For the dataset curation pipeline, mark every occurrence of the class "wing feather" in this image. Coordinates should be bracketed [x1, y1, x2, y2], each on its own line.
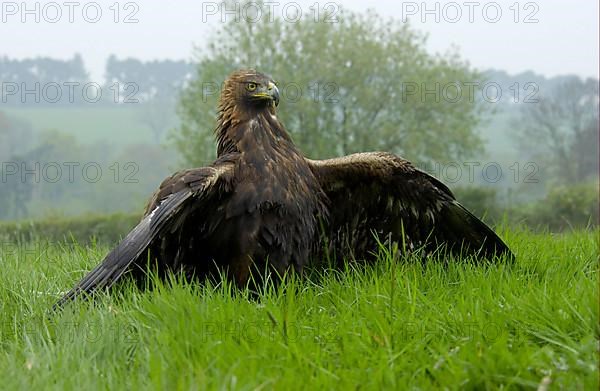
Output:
[307, 152, 512, 261]
[53, 158, 237, 310]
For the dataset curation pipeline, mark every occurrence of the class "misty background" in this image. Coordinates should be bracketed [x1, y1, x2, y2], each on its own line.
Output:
[0, 0, 598, 233]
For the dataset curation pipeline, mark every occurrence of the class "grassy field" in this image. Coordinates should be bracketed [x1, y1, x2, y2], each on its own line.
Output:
[5, 107, 169, 144]
[0, 229, 597, 389]
[5, 105, 516, 156]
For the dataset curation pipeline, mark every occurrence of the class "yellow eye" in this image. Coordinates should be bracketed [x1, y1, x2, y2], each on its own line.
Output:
[246, 82, 257, 91]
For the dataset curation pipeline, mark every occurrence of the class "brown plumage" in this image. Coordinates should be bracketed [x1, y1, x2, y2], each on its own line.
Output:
[54, 69, 512, 309]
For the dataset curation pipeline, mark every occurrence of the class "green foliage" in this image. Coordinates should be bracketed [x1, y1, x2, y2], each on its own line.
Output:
[0, 230, 597, 388]
[174, 2, 485, 165]
[0, 213, 140, 245]
[454, 183, 599, 231]
[514, 182, 599, 231]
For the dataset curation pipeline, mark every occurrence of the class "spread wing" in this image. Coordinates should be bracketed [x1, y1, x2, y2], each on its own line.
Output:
[53, 155, 238, 310]
[307, 152, 513, 262]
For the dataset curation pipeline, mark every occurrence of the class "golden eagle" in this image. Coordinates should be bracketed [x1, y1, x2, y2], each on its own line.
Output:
[54, 69, 512, 308]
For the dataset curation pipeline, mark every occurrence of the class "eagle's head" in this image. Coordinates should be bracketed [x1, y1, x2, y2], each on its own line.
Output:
[219, 69, 280, 113]
[216, 69, 291, 156]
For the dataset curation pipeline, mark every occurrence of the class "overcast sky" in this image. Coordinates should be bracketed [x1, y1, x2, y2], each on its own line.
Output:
[1, 0, 597, 81]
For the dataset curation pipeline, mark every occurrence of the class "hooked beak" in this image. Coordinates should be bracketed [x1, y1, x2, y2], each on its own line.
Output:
[267, 81, 280, 107]
[249, 81, 280, 107]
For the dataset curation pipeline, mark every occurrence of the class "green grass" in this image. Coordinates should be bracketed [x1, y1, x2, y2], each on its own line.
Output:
[0, 229, 597, 389]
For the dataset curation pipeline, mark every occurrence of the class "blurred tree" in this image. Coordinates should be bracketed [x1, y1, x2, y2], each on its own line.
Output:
[0, 111, 34, 160]
[514, 78, 599, 183]
[511, 181, 599, 230]
[0, 54, 88, 106]
[105, 56, 194, 104]
[138, 99, 178, 143]
[0, 160, 33, 219]
[174, 2, 485, 165]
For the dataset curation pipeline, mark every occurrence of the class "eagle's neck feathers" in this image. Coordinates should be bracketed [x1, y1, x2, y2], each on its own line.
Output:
[215, 99, 295, 158]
